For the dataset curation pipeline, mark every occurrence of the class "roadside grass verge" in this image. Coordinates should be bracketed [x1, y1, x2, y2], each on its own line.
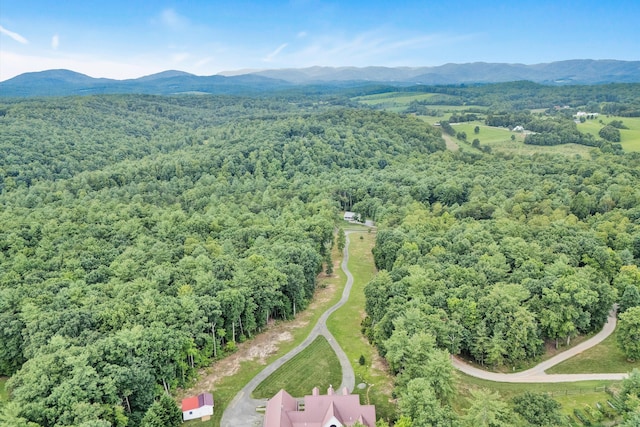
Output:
[184, 237, 348, 427]
[454, 372, 619, 418]
[546, 328, 640, 374]
[252, 336, 342, 399]
[327, 231, 398, 424]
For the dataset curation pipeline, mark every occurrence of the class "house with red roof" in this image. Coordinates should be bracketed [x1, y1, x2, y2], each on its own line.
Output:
[181, 392, 214, 421]
[264, 386, 376, 427]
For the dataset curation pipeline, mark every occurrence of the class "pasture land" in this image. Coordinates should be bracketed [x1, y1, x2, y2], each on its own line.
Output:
[442, 121, 594, 157]
[252, 336, 342, 399]
[546, 328, 640, 374]
[577, 116, 640, 152]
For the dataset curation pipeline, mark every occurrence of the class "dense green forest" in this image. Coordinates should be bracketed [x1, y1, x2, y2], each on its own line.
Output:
[1, 85, 640, 427]
[0, 94, 443, 427]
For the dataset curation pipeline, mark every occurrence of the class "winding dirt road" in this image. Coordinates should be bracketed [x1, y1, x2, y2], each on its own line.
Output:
[452, 306, 629, 383]
[221, 232, 357, 427]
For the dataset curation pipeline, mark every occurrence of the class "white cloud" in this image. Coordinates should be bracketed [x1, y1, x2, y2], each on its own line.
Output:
[171, 52, 190, 63]
[160, 8, 189, 30]
[263, 43, 288, 62]
[52, 34, 60, 50]
[0, 25, 28, 44]
[297, 31, 308, 38]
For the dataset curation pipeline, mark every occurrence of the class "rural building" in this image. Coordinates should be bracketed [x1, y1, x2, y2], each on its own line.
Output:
[512, 125, 525, 132]
[264, 386, 376, 427]
[343, 211, 357, 222]
[181, 392, 214, 421]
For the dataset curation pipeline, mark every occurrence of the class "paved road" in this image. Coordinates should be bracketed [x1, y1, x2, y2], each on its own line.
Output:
[221, 233, 357, 427]
[452, 306, 629, 383]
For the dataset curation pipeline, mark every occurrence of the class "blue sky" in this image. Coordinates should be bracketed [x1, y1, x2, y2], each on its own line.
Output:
[1, 0, 638, 81]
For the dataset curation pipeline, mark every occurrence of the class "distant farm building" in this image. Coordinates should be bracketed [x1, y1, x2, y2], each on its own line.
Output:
[181, 392, 214, 422]
[264, 386, 376, 427]
[512, 125, 525, 132]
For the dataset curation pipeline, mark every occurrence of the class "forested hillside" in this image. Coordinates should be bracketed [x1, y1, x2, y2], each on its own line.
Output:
[0, 95, 443, 427]
[2, 90, 640, 427]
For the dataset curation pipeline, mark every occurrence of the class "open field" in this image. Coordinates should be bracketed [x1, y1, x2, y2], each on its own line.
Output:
[326, 230, 398, 423]
[182, 238, 348, 427]
[441, 120, 595, 157]
[252, 336, 342, 399]
[577, 116, 640, 152]
[547, 328, 640, 374]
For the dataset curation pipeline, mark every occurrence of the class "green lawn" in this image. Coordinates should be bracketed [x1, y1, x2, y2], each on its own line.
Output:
[326, 231, 398, 424]
[546, 328, 640, 374]
[577, 116, 640, 152]
[252, 336, 342, 399]
[184, 232, 349, 427]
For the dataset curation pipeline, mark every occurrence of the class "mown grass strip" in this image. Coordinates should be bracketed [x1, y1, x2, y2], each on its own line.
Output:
[327, 231, 397, 423]
[252, 336, 342, 399]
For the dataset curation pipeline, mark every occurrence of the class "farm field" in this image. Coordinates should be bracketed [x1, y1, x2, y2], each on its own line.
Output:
[577, 116, 640, 152]
[440, 121, 595, 157]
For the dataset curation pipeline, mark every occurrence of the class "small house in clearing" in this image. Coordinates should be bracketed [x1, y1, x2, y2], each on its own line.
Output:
[181, 392, 214, 422]
[264, 386, 376, 427]
[343, 211, 357, 222]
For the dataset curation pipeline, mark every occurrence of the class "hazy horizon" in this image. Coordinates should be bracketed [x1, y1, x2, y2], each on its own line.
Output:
[1, 0, 639, 82]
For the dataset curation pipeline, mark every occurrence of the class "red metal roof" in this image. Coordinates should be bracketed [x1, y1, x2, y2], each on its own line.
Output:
[182, 396, 199, 411]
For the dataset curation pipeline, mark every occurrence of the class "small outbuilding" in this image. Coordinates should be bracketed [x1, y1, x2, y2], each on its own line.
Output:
[181, 392, 214, 422]
[343, 211, 357, 222]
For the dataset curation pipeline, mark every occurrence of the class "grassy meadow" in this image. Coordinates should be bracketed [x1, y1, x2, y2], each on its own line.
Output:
[577, 116, 640, 152]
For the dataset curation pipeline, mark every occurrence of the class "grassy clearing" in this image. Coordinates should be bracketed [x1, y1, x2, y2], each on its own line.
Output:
[0, 377, 7, 405]
[252, 336, 342, 399]
[454, 372, 619, 418]
[185, 238, 348, 427]
[443, 121, 594, 157]
[326, 231, 398, 424]
[577, 116, 640, 152]
[547, 328, 640, 374]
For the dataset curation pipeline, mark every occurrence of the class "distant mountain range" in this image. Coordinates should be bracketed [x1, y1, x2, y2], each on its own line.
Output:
[1, 60, 639, 97]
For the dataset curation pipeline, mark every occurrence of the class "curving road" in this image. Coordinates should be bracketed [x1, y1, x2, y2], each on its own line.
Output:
[221, 232, 357, 427]
[452, 306, 629, 383]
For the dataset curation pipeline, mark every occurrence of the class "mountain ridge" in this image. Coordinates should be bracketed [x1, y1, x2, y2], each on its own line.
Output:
[1, 59, 639, 97]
